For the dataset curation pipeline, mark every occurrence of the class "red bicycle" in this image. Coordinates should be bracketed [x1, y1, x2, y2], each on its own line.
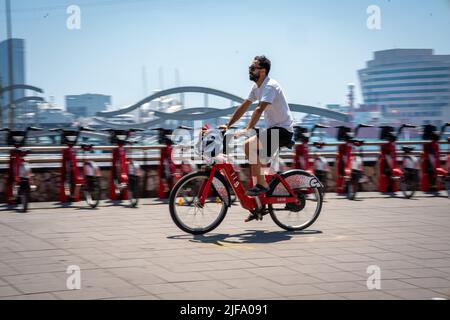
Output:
[335, 124, 373, 200]
[101, 128, 143, 207]
[376, 124, 418, 198]
[50, 127, 101, 208]
[1, 126, 42, 212]
[152, 126, 194, 199]
[420, 123, 450, 196]
[169, 127, 324, 235]
[293, 124, 330, 190]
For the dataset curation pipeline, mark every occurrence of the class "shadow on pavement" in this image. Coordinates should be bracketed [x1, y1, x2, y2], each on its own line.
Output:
[168, 229, 322, 245]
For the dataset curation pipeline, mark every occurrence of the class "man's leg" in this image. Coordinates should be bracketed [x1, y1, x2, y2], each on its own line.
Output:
[244, 135, 268, 192]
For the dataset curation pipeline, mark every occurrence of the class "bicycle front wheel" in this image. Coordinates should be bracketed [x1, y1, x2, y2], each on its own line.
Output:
[169, 171, 230, 235]
[267, 170, 323, 231]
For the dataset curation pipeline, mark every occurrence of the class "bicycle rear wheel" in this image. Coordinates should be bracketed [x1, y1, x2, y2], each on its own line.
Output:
[84, 176, 101, 208]
[400, 169, 419, 199]
[169, 171, 230, 235]
[267, 170, 323, 231]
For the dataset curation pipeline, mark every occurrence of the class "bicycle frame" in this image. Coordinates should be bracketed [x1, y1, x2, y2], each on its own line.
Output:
[60, 143, 84, 202]
[110, 143, 130, 200]
[6, 148, 31, 203]
[198, 163, 298, 212]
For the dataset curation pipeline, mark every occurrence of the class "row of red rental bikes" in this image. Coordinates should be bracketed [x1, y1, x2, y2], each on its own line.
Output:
[1, 122, 449, 216]
[0, 126, 149, 212]
[292, 122, 450, 200]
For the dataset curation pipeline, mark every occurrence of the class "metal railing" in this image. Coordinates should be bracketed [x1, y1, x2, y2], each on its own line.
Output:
[0, 140, 449, 167]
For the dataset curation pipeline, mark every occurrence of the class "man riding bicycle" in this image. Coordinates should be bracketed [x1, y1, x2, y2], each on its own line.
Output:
[222, 55, 295, 201]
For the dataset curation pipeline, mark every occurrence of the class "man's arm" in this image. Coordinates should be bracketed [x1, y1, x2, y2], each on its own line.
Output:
[226, 99, 252, 128]
[245, 102, 269, 130]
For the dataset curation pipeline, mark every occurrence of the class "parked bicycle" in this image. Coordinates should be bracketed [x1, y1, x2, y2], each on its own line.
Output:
[293, 124, 330, 191]
[50, 127, 101, 208]
[376, 124, 419, 198]
[169, 127, 324, 235]
[420, 123, 450, 197]
[152, 126, 195, 199]
[0, 126, 42, 212]
[335, 124, 373, 200]
[101, 128, 143, 207]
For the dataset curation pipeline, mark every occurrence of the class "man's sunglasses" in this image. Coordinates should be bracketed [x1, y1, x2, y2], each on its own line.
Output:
[249, 65, 263, 71]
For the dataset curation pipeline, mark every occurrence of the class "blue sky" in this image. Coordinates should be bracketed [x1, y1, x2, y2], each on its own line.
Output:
[2, 0, 450, 110]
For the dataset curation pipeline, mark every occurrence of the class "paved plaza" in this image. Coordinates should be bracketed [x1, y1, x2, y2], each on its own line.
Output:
[0, 193, 449, 300]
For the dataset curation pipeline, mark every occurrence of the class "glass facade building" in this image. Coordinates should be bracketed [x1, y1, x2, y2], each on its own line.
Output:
[358, 49, 450, 126]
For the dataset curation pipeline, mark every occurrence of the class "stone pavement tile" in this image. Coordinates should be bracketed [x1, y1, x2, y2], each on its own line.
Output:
[4, 275, 67, 294]
[155, 271, 212, 283]
[287, 264, 342, 274]
[314, 281, 369, 294]
[375, 260, 424, 270]
[220, 287, 279, 299]
[222, 277, 278, 290]
[337, 290, 399, 300]
[16, 249, 70, 258]
[93, 258, 150, 269]
[159, 262, 218, 273]
[205, 260, 260, 271]
[327, 254, 375, 263]
[411, 258, 450, 268]
[105, 295, 160, 300]
[140, 283, 192, 295]
[248, 266, 298, 278]
[401, 277, 450, 289]
[387, 288, 445, 300]
[332, 261, 378, 272]
[204, 269, 255, 280]
[108, 267, 166, 285]
[428, 287, 450, 298]
[269, 249, 316, 258]
[53, 288, 116, 300]
[271, 274, 323, 286]
[394, 268, 449, 278]
[261, 283, 327, 297]
[376, 280, 419, 290]
[365, 252, 412, 261]
[0, 286, 22, 297]
[174, 280, 232, 292]
[0, 293, 58, 300]
[307, 271, 365, 282]
[246, 258, 287, 267]
[287, 256, 339, 265]
[337, 246, 386, 254]
[156, 290, 228, 300]
[402, 251, 450, 259]
[286, 293, 346, 300]
[104, 285, 149, 298]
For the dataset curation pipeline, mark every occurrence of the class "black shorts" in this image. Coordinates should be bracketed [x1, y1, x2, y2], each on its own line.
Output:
[258, 127, 294, 159]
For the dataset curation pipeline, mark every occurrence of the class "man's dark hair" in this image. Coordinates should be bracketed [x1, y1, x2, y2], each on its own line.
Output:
[254, 55, 271, 75]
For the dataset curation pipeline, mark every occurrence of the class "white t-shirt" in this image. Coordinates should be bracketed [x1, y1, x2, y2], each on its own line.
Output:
[247, 76, 294, 132]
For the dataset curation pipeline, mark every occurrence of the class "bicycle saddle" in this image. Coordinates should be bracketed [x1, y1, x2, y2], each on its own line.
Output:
[350, 139, 364, 146]
[313, 141, 325, 149]
[80, 143, 94, 150]
[15, 148, 31, 155]
[402, 146, 415, 153]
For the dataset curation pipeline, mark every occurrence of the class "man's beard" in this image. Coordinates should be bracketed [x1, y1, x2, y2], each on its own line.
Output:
[249, 72, 259, 82]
